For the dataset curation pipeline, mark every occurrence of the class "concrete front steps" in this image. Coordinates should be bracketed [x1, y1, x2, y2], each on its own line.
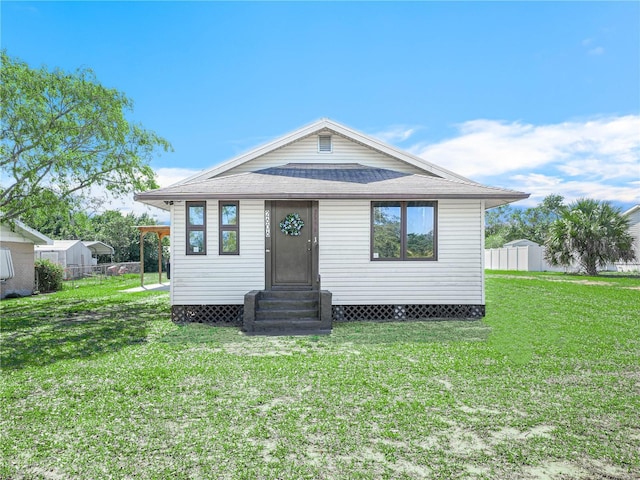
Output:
[243, 290, 332, 335]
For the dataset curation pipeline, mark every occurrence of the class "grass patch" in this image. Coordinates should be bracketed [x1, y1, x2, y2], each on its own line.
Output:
[1, 272, 638, 479]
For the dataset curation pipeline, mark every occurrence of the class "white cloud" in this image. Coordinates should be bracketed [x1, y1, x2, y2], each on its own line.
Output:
[372, 125, 420, 143]
[581, 37, 604, 55]
[155, 167, 203, 188]
[509, 173, 640, 207]
[409, 115, 640, 207]
[411, 116, 640, 179]
[556, 158, 638, 180]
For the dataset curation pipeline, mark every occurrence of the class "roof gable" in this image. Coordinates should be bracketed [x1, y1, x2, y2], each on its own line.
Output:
[219, 132, 429, 179]
[0, 220, 53, 245]
[175, 118, 476, 186]
[623, 204, 640, 219]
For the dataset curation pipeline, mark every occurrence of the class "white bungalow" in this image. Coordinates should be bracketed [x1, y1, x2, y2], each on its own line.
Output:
[136, 119, 529, 333]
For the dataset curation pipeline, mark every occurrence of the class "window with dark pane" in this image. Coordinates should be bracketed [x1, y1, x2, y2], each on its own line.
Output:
[371, 201, 437, 261]
[186, 201, 206, 255]
[406, 202, 435, 258]
[219, 201, 239, 255]
[372, 202, 401, 259]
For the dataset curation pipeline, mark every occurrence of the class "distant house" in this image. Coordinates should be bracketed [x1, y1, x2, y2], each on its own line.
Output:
[136, 119, 529, 333]
[1, 221, 52, 299]
[617, 204, 640, 272]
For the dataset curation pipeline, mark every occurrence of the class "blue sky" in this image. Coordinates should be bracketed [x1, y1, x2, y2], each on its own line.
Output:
[3, 1, 639, 221]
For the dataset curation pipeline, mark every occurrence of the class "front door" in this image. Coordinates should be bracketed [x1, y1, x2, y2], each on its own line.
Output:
[269, 201, 315, 289]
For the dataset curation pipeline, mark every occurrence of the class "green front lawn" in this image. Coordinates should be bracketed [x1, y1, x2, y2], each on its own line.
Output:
[1, 272, 638, 479]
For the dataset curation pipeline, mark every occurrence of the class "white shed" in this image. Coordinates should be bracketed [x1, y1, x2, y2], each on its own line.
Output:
[504, 239, 540, 248]
[136, 119, 529, 333]
[485, 240, 567, 272]
[35, 240, 94, 279]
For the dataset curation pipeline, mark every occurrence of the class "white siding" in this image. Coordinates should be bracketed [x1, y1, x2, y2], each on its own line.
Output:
[222, 134, 426, 176]
[66, 243, 91, 267]
[170, 198, 485, 306]
[617, 208, 640, 272]
[170, 200, 265, 304]
[318, 199, 484, 305]
[628, 209, 640, 258]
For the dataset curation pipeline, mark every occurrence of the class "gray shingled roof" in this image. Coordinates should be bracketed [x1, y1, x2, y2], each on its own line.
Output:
[256, 163, 411, 183]
[136, 163, 528, 208]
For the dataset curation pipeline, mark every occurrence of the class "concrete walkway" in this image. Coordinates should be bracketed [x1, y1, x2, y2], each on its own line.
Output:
[122, 282, 170, 293]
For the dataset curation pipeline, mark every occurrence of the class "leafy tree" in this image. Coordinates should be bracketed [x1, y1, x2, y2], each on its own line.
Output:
[485, 195, 565, 247]
[0, 51, 171, 223]
[485, 204, 513, 248]
[91, 210, 141, 263]
[507, 194, 564, 244]
[92, 210, 168, 272]
[21, 202, 95, 240]
[545, 199, 636, 276]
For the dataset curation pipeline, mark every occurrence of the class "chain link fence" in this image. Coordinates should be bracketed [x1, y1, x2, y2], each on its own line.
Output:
[62, 262, 142, 285]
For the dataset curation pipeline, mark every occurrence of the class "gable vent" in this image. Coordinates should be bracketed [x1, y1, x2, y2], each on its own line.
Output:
[318, 135, 332, 153]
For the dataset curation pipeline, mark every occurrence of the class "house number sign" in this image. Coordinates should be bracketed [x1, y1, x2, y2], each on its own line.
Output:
[265, 210, 271, 237]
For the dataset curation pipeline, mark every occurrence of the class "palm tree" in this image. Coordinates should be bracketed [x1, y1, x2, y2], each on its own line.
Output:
[545, 199, 636, 276]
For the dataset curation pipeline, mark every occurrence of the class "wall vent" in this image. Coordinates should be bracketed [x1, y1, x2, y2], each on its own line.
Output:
[318, 135, 332, 153]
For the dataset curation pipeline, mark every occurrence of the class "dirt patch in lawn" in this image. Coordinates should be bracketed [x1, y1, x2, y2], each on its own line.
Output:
[326, 422, 637, 479]
[521, 459, 636, 480]
[221, 337, 361, 357]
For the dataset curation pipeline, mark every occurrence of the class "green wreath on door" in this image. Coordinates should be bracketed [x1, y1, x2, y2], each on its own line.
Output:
[279, 213, 305, 236]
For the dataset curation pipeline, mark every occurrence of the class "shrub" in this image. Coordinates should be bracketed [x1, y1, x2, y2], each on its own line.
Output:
[35, 259, 64, 293]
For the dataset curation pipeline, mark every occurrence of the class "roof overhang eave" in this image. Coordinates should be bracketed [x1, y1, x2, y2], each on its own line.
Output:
[485, 196, 530, 209]
[133, 194, 172, 211]
[136, 192, 530, 203]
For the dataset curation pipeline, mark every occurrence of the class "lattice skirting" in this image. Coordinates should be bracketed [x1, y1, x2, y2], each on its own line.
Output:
[332, 304, 485, 322]
[171, 305, 243, 326]
[171, 303, 485, 325]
